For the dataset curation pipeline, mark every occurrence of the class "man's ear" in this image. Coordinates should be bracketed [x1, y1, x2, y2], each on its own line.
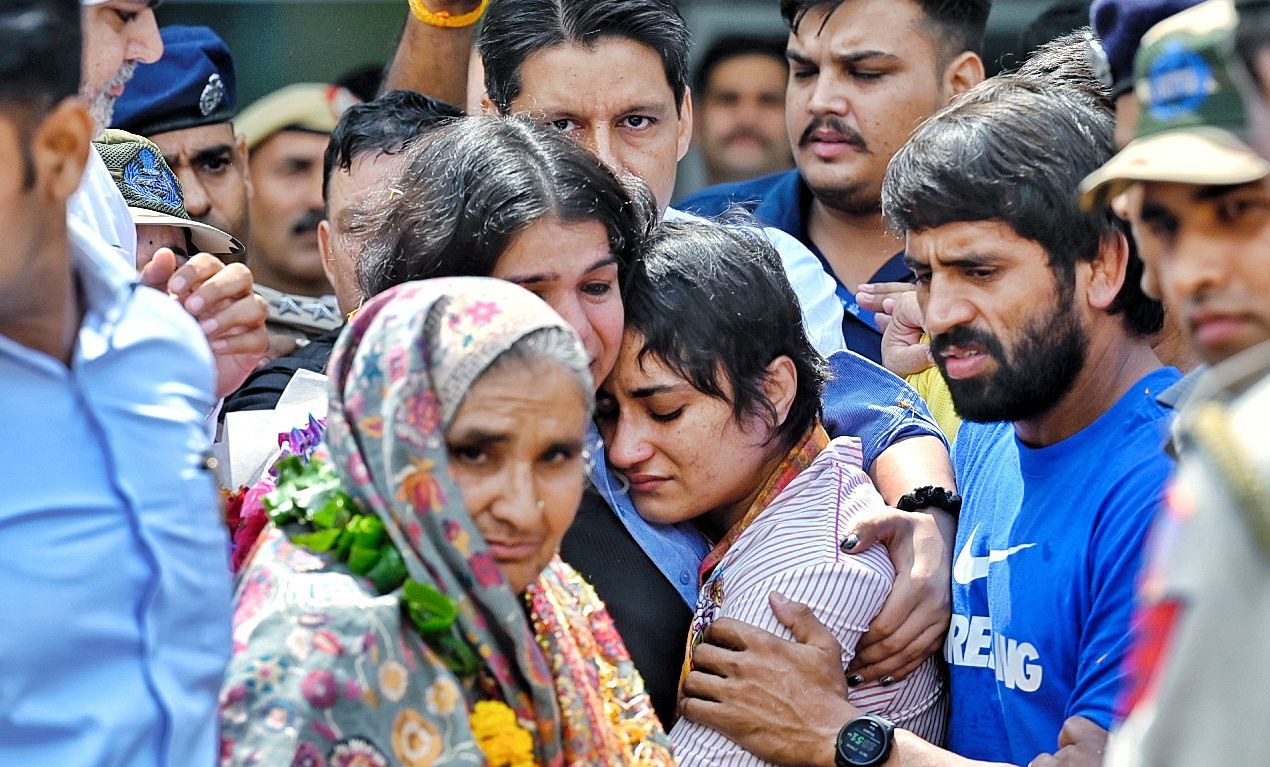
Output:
[762, 354, 799, 429]
[235, 131, 253, 200]
[1086, 230, 1131, 311]
[942, 51, 985, 101]
[35, 98, 93, 202]
[317, 218, 337, 283]
[676, 87, 695, 163]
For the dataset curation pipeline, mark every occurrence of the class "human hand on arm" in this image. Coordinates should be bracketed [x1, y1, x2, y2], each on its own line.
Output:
[141, 249, 269, 398]
[849, 437, 956, 684]
[383, 0, 483, 106]
[681, 593, 1006, 767]
[1026, 717, 1108, 767]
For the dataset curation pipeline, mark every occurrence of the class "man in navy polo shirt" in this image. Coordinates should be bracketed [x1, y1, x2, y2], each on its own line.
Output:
[678, 0, 989, 363]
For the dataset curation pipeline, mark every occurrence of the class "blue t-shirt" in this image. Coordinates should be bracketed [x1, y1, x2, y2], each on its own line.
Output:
[946, 367, 1180, 764]
[678, 170, 912, 364]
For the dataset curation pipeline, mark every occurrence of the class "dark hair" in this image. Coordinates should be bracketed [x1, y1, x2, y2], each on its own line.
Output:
[1014, 0, 1092, 67]
[779, 0, 992, 61]
[479, 0, 691, 114]
[882, 78, 1163, 336]
[0, 0, 80, 107]
[1236, 3, 1270, 95]
[694, 35, 788, 97]
[358, 115, 656, 298]
[624, 219, 829, 452]
[322, 90, 464, 206]
[335, 63, 387, 103]
[1013, 29, 1113, 113]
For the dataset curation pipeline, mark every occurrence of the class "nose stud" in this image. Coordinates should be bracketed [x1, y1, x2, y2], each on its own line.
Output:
[536, 499, 545, 510]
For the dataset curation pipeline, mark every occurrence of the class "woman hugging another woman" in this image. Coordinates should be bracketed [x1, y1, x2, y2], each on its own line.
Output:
[599, 220, 948, 766]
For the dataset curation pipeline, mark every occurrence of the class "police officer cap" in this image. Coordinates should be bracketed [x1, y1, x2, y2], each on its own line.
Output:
[112, 25, 237, 136]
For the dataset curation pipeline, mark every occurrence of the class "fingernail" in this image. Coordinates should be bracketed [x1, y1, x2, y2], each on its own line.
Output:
[771, 591, 790, 606]
[880, 675, 895, 687]
[186, 295, 205, 313]
[212, 339, 229, 351]
[170, 276, 187, 293]
[846, 674, 863, 687]
[840, 533, 859, 552]
[200, 318, 219, 334]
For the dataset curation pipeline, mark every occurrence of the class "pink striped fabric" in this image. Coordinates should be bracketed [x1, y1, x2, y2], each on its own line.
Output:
[671, 438, 947, 765]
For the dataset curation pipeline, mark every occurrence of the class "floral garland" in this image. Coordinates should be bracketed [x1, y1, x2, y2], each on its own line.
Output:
[470, 701, 536, 767]
[263, 454, 480, 676]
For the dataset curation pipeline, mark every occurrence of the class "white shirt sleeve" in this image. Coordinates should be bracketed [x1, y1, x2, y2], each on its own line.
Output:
[758, 225, 846, 358]
[662, 207, 846, 357]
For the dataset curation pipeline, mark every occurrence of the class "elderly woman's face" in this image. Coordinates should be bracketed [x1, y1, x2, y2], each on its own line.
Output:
[492, 218, 624, 388]
[445, 358, 590, 593]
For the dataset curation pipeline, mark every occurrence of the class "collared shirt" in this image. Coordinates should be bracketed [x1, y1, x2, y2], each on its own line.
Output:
[663, 206, 847, 357]
[678, 169, 912, 363]
[69, 148, 138, 266]
[0, 218, 232, 766]
[670, 438, 947, 766]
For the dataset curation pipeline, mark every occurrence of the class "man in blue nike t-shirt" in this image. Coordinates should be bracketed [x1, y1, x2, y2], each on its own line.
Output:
[676, 77, 1176, 767]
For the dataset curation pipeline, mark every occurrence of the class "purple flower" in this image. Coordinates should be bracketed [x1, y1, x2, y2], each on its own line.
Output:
[292, 742, 325, 767]
[301, 670, 339, 709]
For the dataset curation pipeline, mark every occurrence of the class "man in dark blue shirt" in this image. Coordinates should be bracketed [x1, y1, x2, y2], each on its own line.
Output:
[678, 0, 989, 363]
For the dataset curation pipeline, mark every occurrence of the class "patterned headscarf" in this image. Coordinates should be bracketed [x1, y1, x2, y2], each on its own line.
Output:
[324, 277, 585, 763]
[223, 278, 587, 766]
[224, 277, 672, 767]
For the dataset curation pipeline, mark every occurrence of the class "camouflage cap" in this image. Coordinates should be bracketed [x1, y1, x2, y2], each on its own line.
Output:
[1081, 0, 1270, 207]
[95, 129, 244, 258]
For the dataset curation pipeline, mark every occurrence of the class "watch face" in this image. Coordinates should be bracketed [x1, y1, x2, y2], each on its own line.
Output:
[839, 719, 887, 765]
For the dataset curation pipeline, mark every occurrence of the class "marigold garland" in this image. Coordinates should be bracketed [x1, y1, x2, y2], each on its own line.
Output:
[470, 701, 536, 767]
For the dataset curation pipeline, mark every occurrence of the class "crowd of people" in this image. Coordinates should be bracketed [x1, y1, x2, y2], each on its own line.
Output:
[3, 0, 1269, 765]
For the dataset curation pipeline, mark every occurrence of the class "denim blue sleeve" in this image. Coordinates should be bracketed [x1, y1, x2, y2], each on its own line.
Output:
[821, 349, 946, 471]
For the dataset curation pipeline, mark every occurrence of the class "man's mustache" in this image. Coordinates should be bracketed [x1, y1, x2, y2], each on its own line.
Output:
[292, 210, 325, 236]
[930, 325, 1006, 362]
[721, 127, 776, 149]
[798, 116, 868, 152]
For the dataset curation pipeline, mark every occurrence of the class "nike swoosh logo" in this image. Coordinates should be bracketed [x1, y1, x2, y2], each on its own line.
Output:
[952, 524, 1037, 585]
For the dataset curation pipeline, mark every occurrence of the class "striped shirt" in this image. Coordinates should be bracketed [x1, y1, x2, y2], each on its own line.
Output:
[671, 438, 947, 765]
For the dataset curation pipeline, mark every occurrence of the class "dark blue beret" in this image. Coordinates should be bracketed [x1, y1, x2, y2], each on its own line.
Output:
[112, 25, 237, 136]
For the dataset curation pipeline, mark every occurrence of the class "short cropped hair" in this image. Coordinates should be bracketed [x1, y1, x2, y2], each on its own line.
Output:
[480, 0, 691, 114]
[623, 219, 829, 451]
[883, 78, 1163, 336]
[0, 0, 80, 107]
[358, 115, 655, 298]
[779, 0, 992, 62]
[694, 35, 788, 97]
[322, 90, 463, 206]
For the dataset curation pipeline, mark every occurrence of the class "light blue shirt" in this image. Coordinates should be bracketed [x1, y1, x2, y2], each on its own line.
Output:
[0, 218, 232, 766]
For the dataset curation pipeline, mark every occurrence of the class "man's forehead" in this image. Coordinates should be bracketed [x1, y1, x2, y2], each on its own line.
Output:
[787, 0, 928, 54]
[150, 120, 235, 153]
[514, 39, 677, 112]
[1140, 179, 1264, 209]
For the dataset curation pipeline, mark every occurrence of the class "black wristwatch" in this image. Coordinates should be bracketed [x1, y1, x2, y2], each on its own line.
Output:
[835, 714, 895, 767]
[895, 485, 961, 519]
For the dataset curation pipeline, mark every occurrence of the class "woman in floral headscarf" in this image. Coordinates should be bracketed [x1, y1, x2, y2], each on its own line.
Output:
[221, 277, 674, 767]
